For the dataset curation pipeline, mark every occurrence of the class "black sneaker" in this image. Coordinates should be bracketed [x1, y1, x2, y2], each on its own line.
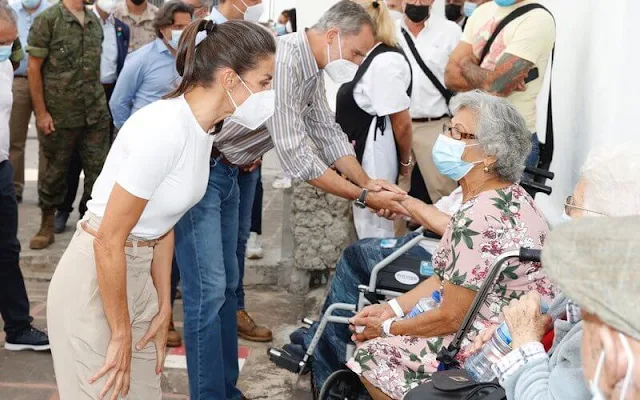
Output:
[54, 211, 70, 234]
[4, 327, 50, 351]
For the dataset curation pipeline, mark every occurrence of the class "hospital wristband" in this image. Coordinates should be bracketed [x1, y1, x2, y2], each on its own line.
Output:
[388, 299, 405, 318]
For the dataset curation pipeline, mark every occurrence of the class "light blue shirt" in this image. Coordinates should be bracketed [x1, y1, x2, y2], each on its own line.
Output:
[109, 38, 179, 129]
[10, 0, 50, 76]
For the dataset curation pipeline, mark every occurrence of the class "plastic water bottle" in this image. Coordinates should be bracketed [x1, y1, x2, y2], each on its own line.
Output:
[465, 302, 549, 382]
[405, 291, 441, 319]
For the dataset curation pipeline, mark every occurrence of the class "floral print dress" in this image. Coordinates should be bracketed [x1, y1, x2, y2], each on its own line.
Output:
[346, 185, 557, 399]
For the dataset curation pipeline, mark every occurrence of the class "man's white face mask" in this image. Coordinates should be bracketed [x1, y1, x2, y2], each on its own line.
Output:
[590, 333, 636, 400]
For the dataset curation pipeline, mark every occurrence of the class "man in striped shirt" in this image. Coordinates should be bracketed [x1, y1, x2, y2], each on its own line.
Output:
[216, 0, 409, 213]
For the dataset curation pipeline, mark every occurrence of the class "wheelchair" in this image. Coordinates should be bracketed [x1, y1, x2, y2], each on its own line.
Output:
[267, 167, 554, 399]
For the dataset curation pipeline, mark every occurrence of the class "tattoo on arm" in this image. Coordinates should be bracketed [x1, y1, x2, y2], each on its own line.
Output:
[461, 53, 534, 97]
[489, 54, 534, 96]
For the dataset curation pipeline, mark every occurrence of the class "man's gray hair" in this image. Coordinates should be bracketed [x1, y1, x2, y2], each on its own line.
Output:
[0, 2, 17, 26]
[311, 0, 375, 36]
[450, 90, 532, 182]
[580, 146, 640, 216]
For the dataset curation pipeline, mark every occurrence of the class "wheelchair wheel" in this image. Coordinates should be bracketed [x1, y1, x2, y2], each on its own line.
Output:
[318, 369, 365, 400]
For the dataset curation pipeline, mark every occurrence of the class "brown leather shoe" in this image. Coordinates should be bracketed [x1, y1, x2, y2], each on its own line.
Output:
[167, 320, 182, 348]
[237, 310, 272, 342]
[30, 208, 56, 250]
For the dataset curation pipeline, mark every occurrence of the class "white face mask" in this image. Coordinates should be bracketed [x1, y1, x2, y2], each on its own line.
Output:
[561, 211, 572, 223]
[388, 9, 403, 21]
[233, 0, 264, 22]
[590, 334, 636, 400]
[226, 76, 275, 130]
[96, 0, 116, 14]
[324, 32, 358, 85]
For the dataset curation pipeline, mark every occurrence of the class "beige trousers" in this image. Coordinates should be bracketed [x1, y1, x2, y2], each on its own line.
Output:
[47, 214, 161, 399]
[9, 77, 47, 197]
[396, 119, 457, 236]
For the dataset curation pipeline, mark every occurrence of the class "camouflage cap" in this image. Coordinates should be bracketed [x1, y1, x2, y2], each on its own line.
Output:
[542, 216, 640, 340]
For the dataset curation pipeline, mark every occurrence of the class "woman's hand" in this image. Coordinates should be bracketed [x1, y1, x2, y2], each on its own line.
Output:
[503, 292, 552, 350]
[350, 314, 384, 343]
[365, 179, 406, 195]
[136, 307, 172, 375]
[469, 324, 498, 355]
[89, 330, 132, 400]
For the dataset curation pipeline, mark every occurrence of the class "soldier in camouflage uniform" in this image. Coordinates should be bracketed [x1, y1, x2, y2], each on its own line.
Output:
[26, 0, 109, 250]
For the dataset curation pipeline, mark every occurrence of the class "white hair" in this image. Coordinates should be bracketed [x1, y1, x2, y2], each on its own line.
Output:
[580, 145, 640, 216]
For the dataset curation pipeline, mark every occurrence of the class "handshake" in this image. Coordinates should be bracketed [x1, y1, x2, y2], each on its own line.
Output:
[361, 179, 413, 221]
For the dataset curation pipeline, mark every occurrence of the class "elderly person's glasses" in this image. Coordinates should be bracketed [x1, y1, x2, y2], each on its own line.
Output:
[564, 196, 607, 216]
[443, 123, 477, 140]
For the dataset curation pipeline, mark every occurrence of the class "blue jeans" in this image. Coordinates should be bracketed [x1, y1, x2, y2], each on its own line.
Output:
[304, 233, 432, 390]
[235, 168, 259, 311]
[174, 159, 242, 400]
[0, 161, 32, 340]
[526, 133, 540, 169]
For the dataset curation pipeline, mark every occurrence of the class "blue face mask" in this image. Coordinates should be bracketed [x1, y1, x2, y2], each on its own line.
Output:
[274, 23, 287, 36]
[494, 0, 517, 6]
[463, 1, 478, 17]
[168, 30, 183, 50]
[432, 134, 482, 181]
[0, 44, 12, 62]
[21, 0, 41, 8]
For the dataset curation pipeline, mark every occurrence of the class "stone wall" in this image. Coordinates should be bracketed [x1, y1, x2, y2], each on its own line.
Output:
[290, 181, 355, 272]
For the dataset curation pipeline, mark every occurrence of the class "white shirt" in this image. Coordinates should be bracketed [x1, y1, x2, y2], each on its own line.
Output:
[94, 8, 118, 84]
[87, 95, 215, 239]
[0, 60, 13, 163]
[396, 15, 462, 119]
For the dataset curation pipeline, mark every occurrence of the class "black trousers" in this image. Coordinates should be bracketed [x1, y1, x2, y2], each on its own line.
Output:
[58, 83, 115, 215]
[0, 161, 32, 339]
[250, 167, 263, 234]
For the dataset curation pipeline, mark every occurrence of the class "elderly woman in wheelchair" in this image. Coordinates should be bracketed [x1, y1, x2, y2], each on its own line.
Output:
[290, 91, 558, 399]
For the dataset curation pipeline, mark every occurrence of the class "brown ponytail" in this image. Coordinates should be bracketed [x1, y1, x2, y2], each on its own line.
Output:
[166, 19, 276, 99]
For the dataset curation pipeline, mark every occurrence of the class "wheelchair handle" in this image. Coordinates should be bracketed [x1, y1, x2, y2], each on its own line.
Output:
[520, 179, 552, 196]
[519, 248, 542, 263]
[524, 166, 555, 180]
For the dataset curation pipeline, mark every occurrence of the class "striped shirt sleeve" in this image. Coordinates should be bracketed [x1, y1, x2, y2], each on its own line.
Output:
[305, 75, 356, 167]
[267, 58, 327, 182]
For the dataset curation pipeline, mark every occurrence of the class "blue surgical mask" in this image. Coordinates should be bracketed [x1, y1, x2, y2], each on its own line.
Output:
[169, 30, 183, 50]
[274, 23, 287, 36]
[0, 44, 12, 62]
[494, 0, 517, 6]
[432, 134, 482, 181]
[21, 0, 41, 8]
[463, 1, 478, 17]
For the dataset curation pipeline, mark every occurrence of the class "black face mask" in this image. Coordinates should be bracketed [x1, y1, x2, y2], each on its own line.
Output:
[130, 0, 146, 6]
[404, 4, 430, 23]
[445, 4, 462, 21]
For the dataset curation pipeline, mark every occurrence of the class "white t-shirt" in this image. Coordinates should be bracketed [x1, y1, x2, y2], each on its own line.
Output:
[396, 15, 462, 119]
[351, 48, 412, 239]
[87, 95, 215, 239]
[0, 60, 13, 163]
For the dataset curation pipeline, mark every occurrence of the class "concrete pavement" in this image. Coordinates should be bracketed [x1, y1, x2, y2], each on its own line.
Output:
[2, 126, 317, 399]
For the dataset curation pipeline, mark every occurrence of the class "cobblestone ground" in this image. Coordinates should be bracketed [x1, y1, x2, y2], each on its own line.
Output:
[1, 127, 315, 399]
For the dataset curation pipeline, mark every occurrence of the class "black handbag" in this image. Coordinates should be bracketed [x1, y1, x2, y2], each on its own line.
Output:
[403, 370, 505, 400]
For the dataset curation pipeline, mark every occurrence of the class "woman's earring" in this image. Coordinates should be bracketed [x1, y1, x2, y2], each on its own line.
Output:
[483, 166, 489, 173]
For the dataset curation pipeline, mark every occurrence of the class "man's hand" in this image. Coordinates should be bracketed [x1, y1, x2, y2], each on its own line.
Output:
[242, 158, 262, 173]
[503, 292, 552, 350]
[36, 111, 55, 135]
[365, 179, 406, 195]
[366, 190, 409, 217]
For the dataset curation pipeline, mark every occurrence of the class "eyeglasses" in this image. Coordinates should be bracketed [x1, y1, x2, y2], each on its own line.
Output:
[442, 123, 477, 140]
[564, 196, 607, 216]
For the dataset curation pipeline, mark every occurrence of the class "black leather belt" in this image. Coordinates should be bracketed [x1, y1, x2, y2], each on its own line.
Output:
[211, 147, 235, 167]
[412, 115, 448, 123]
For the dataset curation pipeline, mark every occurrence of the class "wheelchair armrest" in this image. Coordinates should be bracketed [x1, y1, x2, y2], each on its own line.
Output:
[524, 166, 555, 180]
[521, 179, 552, 196]
[422, 230, 442, 241]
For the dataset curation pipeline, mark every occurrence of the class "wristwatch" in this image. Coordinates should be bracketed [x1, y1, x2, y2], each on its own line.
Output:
[354, 188, 368, 209]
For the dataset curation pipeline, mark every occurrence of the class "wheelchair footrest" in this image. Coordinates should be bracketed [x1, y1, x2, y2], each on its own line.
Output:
[268, 347, 304, 374]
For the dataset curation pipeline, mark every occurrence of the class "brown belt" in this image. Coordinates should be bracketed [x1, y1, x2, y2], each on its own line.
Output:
[80, 221, 160, 248]
[412, 115, 448, 123]
[211, 147, 236, 167]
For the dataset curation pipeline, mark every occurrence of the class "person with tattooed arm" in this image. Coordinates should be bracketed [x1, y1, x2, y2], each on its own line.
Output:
[444, 0, 554, 168]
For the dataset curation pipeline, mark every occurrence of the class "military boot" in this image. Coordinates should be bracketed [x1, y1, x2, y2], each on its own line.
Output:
[30, 208, 56, 250]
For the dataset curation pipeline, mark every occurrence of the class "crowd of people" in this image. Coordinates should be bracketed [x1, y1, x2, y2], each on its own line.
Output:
[0, 0, 638, 399]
